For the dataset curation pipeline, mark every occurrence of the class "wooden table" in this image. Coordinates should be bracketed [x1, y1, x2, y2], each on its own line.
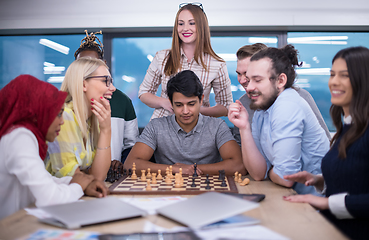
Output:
[0, 177, 348, 240]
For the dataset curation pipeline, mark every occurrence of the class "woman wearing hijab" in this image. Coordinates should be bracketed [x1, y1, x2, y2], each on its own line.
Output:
[0, 75, 107, 220]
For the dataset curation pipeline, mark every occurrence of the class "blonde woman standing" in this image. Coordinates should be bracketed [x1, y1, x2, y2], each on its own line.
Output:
[47, 57, 116, 181]
[139, 3, 233, 119]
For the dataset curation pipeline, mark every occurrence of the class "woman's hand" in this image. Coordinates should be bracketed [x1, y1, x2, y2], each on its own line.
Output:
[283, 194, 329, 210]
[70, 171, 94, 191]
[284, 171, 320, 187]
[91, 97, 111, 131]
[160, 98, 174, 114]
[84, 180, 109, 198]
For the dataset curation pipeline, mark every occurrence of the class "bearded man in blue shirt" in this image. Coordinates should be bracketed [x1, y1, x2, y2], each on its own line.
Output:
[228, 44, 329, 194]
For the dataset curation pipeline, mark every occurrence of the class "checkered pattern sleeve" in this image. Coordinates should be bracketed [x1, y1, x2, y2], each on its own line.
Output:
[211, 61, 233, 109]
[138, 50, 168, 98]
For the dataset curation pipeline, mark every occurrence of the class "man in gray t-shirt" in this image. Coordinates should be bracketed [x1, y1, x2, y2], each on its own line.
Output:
[124, 70, 246, 176]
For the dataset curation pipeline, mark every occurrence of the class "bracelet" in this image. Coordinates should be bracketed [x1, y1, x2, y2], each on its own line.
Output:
[97, 145, 111, 150]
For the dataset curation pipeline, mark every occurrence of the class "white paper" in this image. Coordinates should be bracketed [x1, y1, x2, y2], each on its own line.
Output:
[120, 196, 187, 214]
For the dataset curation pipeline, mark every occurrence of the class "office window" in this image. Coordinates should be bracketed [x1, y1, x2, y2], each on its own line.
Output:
[112, 36, 278, 127]
[287, 32, 369, 131]
[0, 34, 87, 89]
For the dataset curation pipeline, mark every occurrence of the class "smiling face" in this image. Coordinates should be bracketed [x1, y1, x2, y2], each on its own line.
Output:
[246, 58, 280, 110]
[46, 107, 64, 142]
[329, 57, 352, 116]
[172, 92, 203, 133]
[177, 9, 197, 46]
[83, 65, 116, 101]
[236, 57, 251, 89]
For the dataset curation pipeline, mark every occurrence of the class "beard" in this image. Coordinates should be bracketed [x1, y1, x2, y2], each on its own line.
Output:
[249, 87, 279, 111]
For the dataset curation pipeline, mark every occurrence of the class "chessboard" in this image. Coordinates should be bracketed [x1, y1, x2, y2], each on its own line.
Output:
[109, 174, 238, 195]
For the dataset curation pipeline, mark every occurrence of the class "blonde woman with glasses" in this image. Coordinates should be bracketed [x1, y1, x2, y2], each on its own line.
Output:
[139, 2, 233, 119]
[46, 57, 116, 181]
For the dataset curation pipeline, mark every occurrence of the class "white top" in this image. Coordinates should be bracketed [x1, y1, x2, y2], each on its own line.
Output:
[0, 128, 84, 220]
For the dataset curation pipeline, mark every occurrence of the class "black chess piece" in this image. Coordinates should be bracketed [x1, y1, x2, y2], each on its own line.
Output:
[205, 181, 211, 190]
[114, 170, 119, 181]
[193, 163, 198, 177]
[205, 174, 210, 184]
[106, 168, 113, 182]
[123, 168, 127, 176]
[220, 178, 227, 187]
[191, 177, 196, 187]
[218, 170, 222, 180]
[128, 168, 132, 176]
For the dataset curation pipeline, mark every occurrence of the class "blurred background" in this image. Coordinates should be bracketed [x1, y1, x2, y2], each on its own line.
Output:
[1, 0, 369, 131]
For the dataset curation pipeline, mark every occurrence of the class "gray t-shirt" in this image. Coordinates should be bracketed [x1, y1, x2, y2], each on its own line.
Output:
[232, 87, 331, 145]
[138, 114, 235, 165]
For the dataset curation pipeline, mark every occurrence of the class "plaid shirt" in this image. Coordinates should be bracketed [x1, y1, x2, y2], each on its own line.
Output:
[138, 49, 233, 119]
[46, 101, 95, 177]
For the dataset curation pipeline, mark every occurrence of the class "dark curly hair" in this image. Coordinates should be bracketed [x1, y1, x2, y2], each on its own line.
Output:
[74, 30, 104, 60]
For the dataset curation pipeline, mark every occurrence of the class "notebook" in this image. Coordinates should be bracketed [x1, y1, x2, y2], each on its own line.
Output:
[39, 197, 147, 229]
[156, 192, 259, 229]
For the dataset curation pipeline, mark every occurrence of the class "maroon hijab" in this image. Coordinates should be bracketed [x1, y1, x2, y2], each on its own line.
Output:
[0, 75, 67, 160]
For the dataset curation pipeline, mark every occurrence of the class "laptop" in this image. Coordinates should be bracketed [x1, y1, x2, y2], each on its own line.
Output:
[39, 197, 147, 229]
[156, 192, 259, 229]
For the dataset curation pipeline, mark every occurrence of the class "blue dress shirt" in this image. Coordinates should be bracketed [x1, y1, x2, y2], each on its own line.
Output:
[252, 88, 330, 194]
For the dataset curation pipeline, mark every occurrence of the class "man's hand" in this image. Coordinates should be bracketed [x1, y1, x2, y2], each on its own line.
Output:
[173, 163, 203, 175]
[84, 180, 109, 198]
[228, 100, 250, 130]
[283, 194, 329, 210]
[110, 160, 123, 172]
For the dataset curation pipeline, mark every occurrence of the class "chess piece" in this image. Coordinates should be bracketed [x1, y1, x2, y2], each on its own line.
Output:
[147, 168, 152, 178]
[165, 167, 169, 177]
[205, 181, 211, 190]
[240, 178, 250, 186]
[221, 178, 227, 187]
[169, 166, 173, 178]
[193, 163, 198, 177]
[123, 168, 127, 176]
[238, 173, 242, 183]
[179, 168, 182, 176]
[205, 174, 210, 184]
[174, 173, 181, 188]
[234, 172, 239, 182]
[165, 175, 172, 184]
[141, 170, 146, 181]
[146, 179, 152, 191]
[128, 168, 132, 176]
[191, 177, 196, 187]
[157, 169, 163, 180]
[219, 170, 225, 181]
[152, 173, 157, 184]
[131, 168, 137, 180]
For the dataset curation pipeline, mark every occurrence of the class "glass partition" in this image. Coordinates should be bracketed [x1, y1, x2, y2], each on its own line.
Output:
[0, 34, 87, 89]
[287, 32, 369, 131]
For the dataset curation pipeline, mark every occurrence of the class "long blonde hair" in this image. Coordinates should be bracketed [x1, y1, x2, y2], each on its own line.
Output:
[61, 57, 108, 148]
[164, 4, 223, 76]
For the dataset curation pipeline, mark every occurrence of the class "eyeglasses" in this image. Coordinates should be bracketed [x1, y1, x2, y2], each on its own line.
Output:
[85, 75, 113, 87]
[179, 2, 204, 12]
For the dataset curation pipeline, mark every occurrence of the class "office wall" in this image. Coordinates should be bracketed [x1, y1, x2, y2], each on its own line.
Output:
[1, 0, 369, 34]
